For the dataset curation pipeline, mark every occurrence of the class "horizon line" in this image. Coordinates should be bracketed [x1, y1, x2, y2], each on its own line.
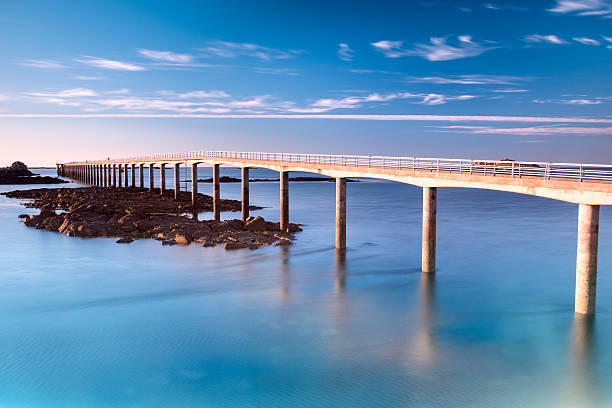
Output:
[1, 113, 612, 123]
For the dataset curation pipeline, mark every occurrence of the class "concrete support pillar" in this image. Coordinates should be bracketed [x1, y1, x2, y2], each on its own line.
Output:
[112, 164, 117, 187]
[160, 164, 166, 195]
[422, 187, 437, 273]
[131, 164, 136, 187]
[103, 165, 107, 187]
[191, 163, 198, 205]
[149, 164, 155, 192]
[280, 171, 289, 233]
[336, 178, 347, 249]
[124, 165, 129, 187]
[575, 204, 600, 315]
[213, 164, 220, 221]
[107, 165, 111, 187]
[174, 163, 181, 200]
[118, 164, 122, 187]
[242, 167, 250, 221]
[139, 164, 144, 188]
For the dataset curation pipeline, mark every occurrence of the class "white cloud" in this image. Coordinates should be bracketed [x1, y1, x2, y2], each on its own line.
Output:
[0, 95, 8, 102]
[439, 125, 612, 135]
[407, 74, 526, 85]
[524, 34, 567, 44]
[548, 0, 612, 17]
[19, 59, 66, 69]
[372, 35, 494, 61]
[573, 37, 601, 45]
[76, 56, 146, 71]
[199, 41, 305, 61]
[138, 49, 193, 63]
[603, 35, 612, 42]
[338, 43, 355, 61]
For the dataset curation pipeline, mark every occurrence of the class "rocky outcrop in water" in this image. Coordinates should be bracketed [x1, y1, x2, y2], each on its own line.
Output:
[4, 187, 301, 250]
[0, 162, 68, 184]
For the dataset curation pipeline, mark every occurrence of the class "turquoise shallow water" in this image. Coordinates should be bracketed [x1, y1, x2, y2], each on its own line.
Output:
[0, 168, 611, 407]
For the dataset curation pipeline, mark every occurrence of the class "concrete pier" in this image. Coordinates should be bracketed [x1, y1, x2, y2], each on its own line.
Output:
[213, 164, 220, 221]
[118, 164, 122, 187]
[103, 165, 107, 187]
[131, 164, 136, 187]
[242, 167, 250, 221]
[575, 204, 600, 314]
[160, 164, 166, 195]
[174, 163, 180, 200]
[336, 178, 347, 249]
[124, 165, 129, 187]
[112, 164, 117, 187]
[191, 164, 198, 205]
[280, 171, 289, 233]
[422, 187, 437, 273]
[139, 164, 144, 188]
[149, 164, 154, 192]
[107, 165, 111, 187]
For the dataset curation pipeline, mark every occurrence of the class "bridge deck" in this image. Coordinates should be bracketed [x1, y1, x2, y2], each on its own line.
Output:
[66, 151, 612, 205]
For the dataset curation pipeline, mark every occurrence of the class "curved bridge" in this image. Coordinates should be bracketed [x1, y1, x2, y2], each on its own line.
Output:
[58, 151, 612, 315]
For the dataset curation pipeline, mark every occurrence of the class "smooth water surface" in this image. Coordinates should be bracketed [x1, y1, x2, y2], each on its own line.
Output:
[0, 168, 610, 407]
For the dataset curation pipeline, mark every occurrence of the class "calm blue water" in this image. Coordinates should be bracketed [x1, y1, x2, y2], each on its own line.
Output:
[0, 167, 610, 407]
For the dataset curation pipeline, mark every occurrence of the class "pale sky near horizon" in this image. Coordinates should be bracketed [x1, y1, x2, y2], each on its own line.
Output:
[1, 0, 611, 166]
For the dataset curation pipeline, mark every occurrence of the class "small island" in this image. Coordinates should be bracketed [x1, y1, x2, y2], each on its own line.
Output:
[0, 161, 68, 185]
[3, 187, 301, 250]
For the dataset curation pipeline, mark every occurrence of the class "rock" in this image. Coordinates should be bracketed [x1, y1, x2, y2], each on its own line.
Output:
[174, 234, 191, 245]
[225, 219, 244, 230]
[162, 240, 177, 246]
[244, 216, 266, 232]
[224, 242, 248, 250]
[116, 238, 134, 244]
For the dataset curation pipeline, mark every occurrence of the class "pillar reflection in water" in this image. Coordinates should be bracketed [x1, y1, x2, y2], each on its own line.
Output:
[410, 273, 436, 365]
[335, 249, 346, 293]
[563, 314, 597, 408]
[279, 244, 290, 299]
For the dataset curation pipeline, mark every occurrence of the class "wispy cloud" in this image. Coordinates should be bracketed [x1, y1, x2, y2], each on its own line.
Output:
[349, 69, 400, 75]
[19, 59, 66, 69]
[76, 56, 146, 71]
[338, 43, 355, 61]
[533, 96, 610, 104]
[524, 34, 567, 44]
[491, 89, 529, 93]
[138, 49, 193, 63]
[252, 67, 300, 76]
[573, 37, 601, 45]
[107, 88, 130, 95]
[198, 41, 305, 61]
[371, 35, 494, 61]
[483, 3, 529, 11]
[439, 125, 612, 135]
[548, 0, 612, 17]
[26, 88, 98, 98]
[177, 90, 230, 98]
[406, 74, 526, 85]
[73, 75, 105, 80]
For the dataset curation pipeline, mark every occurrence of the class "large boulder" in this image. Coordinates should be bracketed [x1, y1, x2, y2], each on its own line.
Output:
[0, 161, 34, 177]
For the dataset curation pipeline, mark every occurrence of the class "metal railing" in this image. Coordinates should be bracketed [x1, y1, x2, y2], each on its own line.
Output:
[67, 151, 612, 182]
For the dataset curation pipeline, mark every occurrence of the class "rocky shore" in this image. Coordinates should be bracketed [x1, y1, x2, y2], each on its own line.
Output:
[3, 187, 301, 250]
[0, 161, 68, 185]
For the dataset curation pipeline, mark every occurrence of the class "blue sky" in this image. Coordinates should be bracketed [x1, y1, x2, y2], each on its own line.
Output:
[0, 0, 611, 165]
